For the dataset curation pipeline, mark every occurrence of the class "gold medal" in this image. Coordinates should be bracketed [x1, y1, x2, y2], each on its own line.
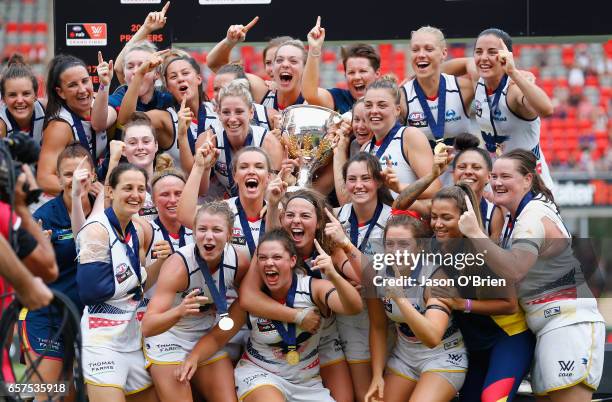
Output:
[286, 350, 300, 365]
[434, 142, 446, 155]
[495, 144, 503, 157]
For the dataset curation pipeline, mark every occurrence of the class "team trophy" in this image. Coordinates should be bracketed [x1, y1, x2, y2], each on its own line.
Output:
[280, 105, 343, 190]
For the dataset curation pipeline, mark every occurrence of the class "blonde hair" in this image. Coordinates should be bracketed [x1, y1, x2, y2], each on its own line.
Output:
[218, 78, 253, 108]
[411, 26, 447, 49]
[275, 39, 307, 65]
[151, 154, 185, 188]
[366, 74, 401, 105]
[194, 201, 235, 233]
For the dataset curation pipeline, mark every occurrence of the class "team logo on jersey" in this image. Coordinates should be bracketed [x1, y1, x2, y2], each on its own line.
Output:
[544, 306, 561, 318]
[382, 298, 392, 312]
[474, 100, 483, 118]
[493, 108, 507, 122]
[215, 161, 229, 176]
[115, 263, 133, 284]
[66, 23, 107, 46]
[256, 318, 276, 332]
[408, 112, 427, 128]
[445, 109, 461, 122]
[444, 339, 459, 350]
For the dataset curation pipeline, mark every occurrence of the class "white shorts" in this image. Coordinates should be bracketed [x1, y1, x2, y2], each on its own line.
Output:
[386, 336, 467, 391]
[319, 317, 345, 367]
[336, 317, 370, 363]
[532, 321, 605, 396]
[144, 332, 228, 366]
[83, 346, 152, 394]
[234, 359, 334, 402]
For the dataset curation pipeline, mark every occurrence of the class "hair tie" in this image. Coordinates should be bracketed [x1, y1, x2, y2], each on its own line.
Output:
[391, 209, 422, 220]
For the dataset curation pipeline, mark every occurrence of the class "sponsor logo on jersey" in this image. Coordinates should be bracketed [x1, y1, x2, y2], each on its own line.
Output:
[115, 263, 133, 284]
[88, 360, 116, 374]
[256, 318, 276, 332]
[445, 109, 461, 122]
[558, 360, 575, 377]
[66, 23, 107, 46]
[493, 108, 507, 122]
[408, 112, 428, 128]
[447, 353, 463, 365]
[544, 306, 561, 318]
[444, 339, 459, 350]
[243, 372, 269, 386]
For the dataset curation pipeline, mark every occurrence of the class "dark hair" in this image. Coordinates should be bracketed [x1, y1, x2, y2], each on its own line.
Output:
[282, 189, 333, 254]
[108, 162, 148, 189]
[433, 182, 483, 231]
[477, 28, 513, 52]
[383, 213, 432, 246]
[44, 54, 89, 126]
[56, 142, 95, 173]
[366, 75, 401, 105]
[217, 63, 247, 80]
[162, 55, 209, 104]
[122, 111, 156, 141]
[257, 228, 298, 260]
[341, 43, 380, 71]
[342, 152, 393, 206]
[499, 149, 555, 205]
[452, 133, 492, 170]
[0, 54, 38, 98]
[263, 36, 294, 63]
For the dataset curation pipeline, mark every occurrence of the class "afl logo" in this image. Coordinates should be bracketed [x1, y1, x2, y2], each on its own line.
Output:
[409, 112, 425, 121]
[232, 227, 243, 237]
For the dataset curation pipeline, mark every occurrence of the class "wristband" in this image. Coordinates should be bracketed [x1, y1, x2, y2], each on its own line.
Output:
[340, 237, 352, 251]
[464, 298, 472, 313]
[309, 48, 322, 58]
[294, 307, 312, 326]
[98, 83, 108, 92]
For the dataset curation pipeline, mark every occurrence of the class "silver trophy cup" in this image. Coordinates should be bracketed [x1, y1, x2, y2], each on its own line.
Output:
[280, 105, 342, 189]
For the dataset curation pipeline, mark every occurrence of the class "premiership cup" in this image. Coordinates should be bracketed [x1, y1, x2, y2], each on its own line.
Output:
[280, 105, 342, 189]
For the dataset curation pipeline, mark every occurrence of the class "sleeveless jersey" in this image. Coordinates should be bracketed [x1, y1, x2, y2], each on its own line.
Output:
[363, 126, 417, 199]
[337, 202, 391, 256]
[226, 196, 264, 258]
[56, 106, 107, 160]
[213, 126, 268, 194]
[163, 102, 217, 169]
[136, 192, 157, 222]
[402, 74, 472, 146]
[261, 90, 305, 111]
[474, 77, 553, 189]
[167, 243, 238, 342]
[0, 100, 45, 146]
[252, 103, 272, 130]
[244, 274, 322, 383]
[78, 213, 147, 352]
[508, 196, 603, 335]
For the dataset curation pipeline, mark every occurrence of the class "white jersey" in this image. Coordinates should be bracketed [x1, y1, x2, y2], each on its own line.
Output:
[474, 77, 553, 189]
[160, 243, 238, 342]
[337, 202, 390, 256]
[363, 125, 417, 199]
[382, 263, 462, 346]
[226, 196, 264, 259]
[507, 195, 603, 335]
[163, 102, 217, 169]
[402, 74, 472, 144]
[480, 198, 498, 236]
[260, 90, 305, 111]
[243, 274, 322, 383]
[56, 106, 107, 160]
[0, 100, 45, 146]
[213, 125, 268, 195]
[136, 192, 157, 222]
[78, 213, 147, 352]
[252, 103, 272, 130]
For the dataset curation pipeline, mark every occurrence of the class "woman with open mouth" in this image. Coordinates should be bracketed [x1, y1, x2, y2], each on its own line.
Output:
[302, 17, 380, 114]
[362, 76, 439, 200]
[447, 28, 554, 189]
[180, 228, 361, 402]
[212, 63, 279, 131]
[142, 201, 249, 402]
[118, 50, 218, 171]
[76, 163, 164, 402]
[38, 54, 114, 195]
[0, 54, 46, 145]
[365, 213, 468, 402]
[458, 149, 605, 402]
[186, 79, 282, 198]
[328, 152, 393, 401]
[240, 189, 361, 402]
[399, 26, 474, 186]
[206, 21, 307, 112]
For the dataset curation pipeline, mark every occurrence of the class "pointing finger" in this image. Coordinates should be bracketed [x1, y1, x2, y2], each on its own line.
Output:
[76, 155, 88, 170]
[181, 94, 187, 110]
[160, 1, 170, 16]
[315, 16, 321, 29]
[243, 16, 259, 32]
[499, 38, 509, 52]
[464, 195, 475, 213]
[313, 238, 326, 256]
[97, 51, 104, 64]
[324, 208, 338, 223]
